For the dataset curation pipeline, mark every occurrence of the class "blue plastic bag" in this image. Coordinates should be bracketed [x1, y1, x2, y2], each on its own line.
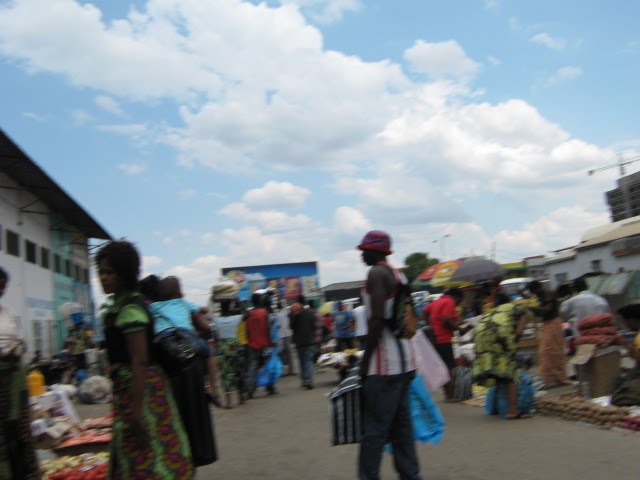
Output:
[386, 373, 445, 453]
[485, 371, 535, 417]
[257, 348, 283, 387]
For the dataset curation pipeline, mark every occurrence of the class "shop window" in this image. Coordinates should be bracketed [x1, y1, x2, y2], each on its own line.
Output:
[555, 273, 568, 283]
[65, 259, 72, 278]
[25, 240, 37, 264]
[54, 254, 62, 274]
[591, 260, 602, 273]
[41, 247, 50, 269]
[6, 230, 19, 257]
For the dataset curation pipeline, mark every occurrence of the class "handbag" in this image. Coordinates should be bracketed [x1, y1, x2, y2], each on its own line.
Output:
[257, 347, 283, 387]
[154, 313, 197, 374]
[329, 371, 362, 446]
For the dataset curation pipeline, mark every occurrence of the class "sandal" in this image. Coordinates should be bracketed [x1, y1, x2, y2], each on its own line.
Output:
[506, 411, 533, 420]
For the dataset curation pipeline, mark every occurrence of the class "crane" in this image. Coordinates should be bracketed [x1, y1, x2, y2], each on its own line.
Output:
[588, 153, 640, 176]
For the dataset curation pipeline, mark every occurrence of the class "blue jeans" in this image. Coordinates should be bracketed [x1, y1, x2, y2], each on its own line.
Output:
[358, 373, 421, 480]
[296, 345, 315, 386]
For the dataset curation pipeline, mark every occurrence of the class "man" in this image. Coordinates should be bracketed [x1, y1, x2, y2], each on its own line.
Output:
[276, 299, 296, 376]
[353, 301, 368, 350]
[245, 293, 276, 397]
[357, 230, 421, 480]
[422, 287, 464, 401]
[334, 301, 356, 351]
[560, 277, 609, 336]
[289, 297, 317, 389]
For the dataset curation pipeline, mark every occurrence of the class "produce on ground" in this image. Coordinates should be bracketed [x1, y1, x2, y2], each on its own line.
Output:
[535, 394, 632, 428]
[41, 452, 108, 480]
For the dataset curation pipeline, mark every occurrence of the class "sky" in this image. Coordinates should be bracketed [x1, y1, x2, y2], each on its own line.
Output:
[1, 0, 639, 304]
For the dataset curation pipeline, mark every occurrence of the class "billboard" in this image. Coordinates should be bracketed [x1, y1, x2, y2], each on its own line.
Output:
[221, 261, 320, 303]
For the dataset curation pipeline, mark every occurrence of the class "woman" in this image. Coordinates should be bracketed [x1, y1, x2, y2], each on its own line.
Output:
[214, 297, 246, 408]
[473, 292, 531, 419]
[0, 267, 39, 480]
[531, 282, 571, 389]
[97, 241, 193, 479]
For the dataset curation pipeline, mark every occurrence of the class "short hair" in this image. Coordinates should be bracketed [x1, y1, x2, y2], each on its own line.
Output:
[447, 287, 463, 300]
[95, 241, 140, 292]
[251, 293, 262, 308]
[158, 276, 181, 300]
[0, 267, 8, 281]
[573, 277, 588, 292]
[297, 295, 306, 305]
[494, 292, 510, 307]
[138, 275, 160, 302]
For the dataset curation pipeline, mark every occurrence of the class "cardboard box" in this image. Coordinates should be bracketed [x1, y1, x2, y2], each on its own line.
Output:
[571, 345, 621, 399]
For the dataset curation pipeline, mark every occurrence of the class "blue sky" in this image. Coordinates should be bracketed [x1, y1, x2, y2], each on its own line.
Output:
[1, 0, 639, 303]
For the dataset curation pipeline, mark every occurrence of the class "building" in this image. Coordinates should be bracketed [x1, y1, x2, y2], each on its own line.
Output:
[606, 171, 640, 222]
[321, 280, 365, 302]
[544, 216, 640, 289]
[0, 130, 111, 358]
[221, 261, 321, 304]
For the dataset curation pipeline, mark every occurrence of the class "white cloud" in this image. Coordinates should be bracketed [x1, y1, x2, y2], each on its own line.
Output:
[117, 163, 146, 175]
[487, 56, 501, 66]
[71, 109, 92, 125]
[22, 111, 47, 122]
[243, 181, 311, 210]
[530, 32, 567, 50]
[279, 0, 362, 24]
[219, 202, 312, 233]
[142, 255, 162, 268]
[96, 123, 146, 135]
[201, 232, 217, 245]
[334, 206, 370, 235]
[94, 95, 125, 117]
[545, 66, 583, 86]
[179, 188, 197, 200]
[404, 40, 480, 80]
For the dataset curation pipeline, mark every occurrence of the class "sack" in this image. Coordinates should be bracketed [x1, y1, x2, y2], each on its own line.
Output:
[452, 366, 472, 401]
[155, 328, 197, 374]
[257, 348, 283, 387]
[612, 378, 640, 407]
[411, 331, 450, 392]
[329, 372, 362, 445]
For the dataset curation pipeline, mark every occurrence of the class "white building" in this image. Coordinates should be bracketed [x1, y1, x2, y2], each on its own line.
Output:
[0, 130, 111, 358]
[545, 216, 640, 289]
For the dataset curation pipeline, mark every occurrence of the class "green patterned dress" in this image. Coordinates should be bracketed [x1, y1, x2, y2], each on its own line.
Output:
[473, 303, 526, 387]
[104, 292, 193, 479]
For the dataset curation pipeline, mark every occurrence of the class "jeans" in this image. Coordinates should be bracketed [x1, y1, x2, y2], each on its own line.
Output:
[296, 345, 315, 386]
[280, 337, 296, 375]
[358, 373, 421, 480]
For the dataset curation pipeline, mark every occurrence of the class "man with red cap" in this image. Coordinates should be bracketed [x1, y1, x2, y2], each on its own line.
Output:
[357, 230, 422, 480]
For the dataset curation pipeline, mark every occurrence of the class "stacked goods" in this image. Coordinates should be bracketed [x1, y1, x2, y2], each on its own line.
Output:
[576, 314, 623, 347]
[41, 452, 108, 479]
[620, 415, 640, 431]
[535, 394, 630, 427]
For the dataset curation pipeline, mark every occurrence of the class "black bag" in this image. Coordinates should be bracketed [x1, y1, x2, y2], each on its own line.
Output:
[329, 371, 362, 446]
[154, 312, 197, 375]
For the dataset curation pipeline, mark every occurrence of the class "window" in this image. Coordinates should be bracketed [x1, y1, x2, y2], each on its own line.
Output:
[555, 273, 568, 283]
[32, 320, 43, 355]
[25, 240, 37, 264]
[6, 230, 19, 257]
[591, 260, 602, 273]
[54, 254, 62, 273]
[74, 264, 81, 281]
[82, 268, 89, 284]
[65, 259, 72, 278]
[41, 247, 50, 269]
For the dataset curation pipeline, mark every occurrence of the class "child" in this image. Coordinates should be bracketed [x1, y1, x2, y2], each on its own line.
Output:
[151, 276, 222, 406]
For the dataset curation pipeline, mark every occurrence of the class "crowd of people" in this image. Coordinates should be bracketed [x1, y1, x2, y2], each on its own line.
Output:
[3, 229, 640, 479]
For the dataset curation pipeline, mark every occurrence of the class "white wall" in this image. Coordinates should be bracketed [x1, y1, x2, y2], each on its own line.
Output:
[0, 172, 55, 358]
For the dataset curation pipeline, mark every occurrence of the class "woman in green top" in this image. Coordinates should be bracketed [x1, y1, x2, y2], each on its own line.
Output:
[97, 241, 193, 479]
[473, 292, 531, 419]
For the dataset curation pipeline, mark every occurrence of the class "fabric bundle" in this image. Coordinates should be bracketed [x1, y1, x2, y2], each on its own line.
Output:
[576, 314, 622, 347]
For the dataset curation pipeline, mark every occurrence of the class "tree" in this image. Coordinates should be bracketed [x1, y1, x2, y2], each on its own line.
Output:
[403, 252, 439, 283]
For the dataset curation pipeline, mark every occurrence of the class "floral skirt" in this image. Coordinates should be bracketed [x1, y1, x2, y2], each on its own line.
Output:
[217, 339, 245, 393]
[108, 364, 193, 480]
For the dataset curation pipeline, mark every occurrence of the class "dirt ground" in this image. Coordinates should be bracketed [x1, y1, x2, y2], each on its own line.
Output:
[75, 368, 640, 480]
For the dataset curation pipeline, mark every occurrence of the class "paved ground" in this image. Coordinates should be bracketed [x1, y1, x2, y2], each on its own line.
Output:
[75, 368, 640, 479]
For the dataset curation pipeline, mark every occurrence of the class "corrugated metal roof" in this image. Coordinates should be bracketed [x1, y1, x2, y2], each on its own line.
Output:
[576, 221, 640, 251]
[321, 280, 365, 292]
[0, 130, 111, 240]
[544, 249, 576, 265]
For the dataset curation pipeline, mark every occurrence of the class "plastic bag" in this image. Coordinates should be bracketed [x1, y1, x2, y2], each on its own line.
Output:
[409, 373, 446, 444]
[257, 348, 283, 387]
[411, 332, 450, 392]
[485, 371, 535, 417]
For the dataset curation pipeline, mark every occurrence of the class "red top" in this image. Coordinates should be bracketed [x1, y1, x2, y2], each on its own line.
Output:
[246, 308, 271, 350]
[423, 294, 459, 344]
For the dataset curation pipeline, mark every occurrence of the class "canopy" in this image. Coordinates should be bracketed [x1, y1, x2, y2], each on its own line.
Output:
[449, 257, 505, 284]
[430, 260, 463, 287]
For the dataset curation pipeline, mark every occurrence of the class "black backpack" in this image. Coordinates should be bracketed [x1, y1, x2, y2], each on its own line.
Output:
[378, 264, 417, 339]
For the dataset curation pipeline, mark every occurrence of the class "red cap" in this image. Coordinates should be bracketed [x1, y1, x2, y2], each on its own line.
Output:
[357, 230, 392, 255]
